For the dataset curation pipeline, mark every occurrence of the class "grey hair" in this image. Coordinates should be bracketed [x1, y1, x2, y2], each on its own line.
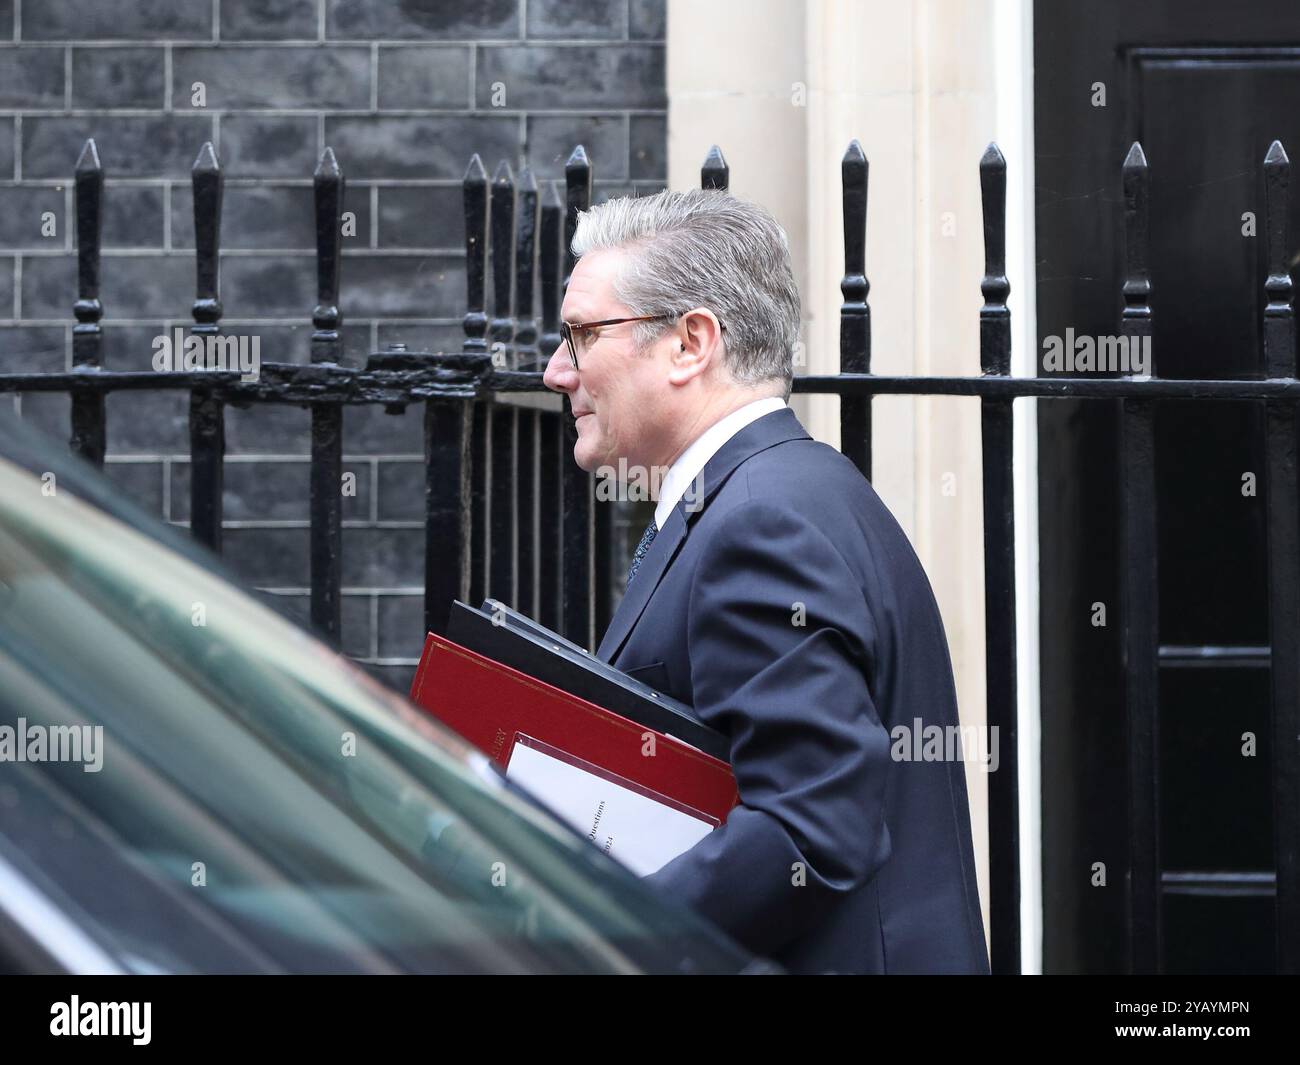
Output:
[570, 188, 800, 401]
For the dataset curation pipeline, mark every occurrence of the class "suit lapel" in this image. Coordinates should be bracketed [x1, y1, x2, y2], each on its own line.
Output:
[595, 406, 811, 663]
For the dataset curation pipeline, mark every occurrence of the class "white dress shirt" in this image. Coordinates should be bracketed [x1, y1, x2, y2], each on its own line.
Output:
[653, 395, 786, 531]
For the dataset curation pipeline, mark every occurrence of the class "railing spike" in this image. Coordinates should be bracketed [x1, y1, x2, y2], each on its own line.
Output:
[839, 137, 871, 479]
[490, 159, 517, 367]
[538, 181, 564, 358]
[979, 141, 1010, 377]
[462, 153, 490, 356]
[1263, 139, 1293, 379]
[190, 140, 223, 338]
[70, 138, 105, 466]
[514, 165, 540, 370]
[702, 144, 729, 191]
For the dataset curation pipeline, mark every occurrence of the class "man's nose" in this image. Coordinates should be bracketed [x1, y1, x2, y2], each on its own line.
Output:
[542, 342, 576, 393]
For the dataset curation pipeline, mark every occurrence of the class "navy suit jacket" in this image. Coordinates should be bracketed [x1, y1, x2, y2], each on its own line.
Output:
[596, 406, 989, 974]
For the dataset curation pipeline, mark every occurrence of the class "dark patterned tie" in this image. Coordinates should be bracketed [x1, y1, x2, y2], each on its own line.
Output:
[626, 518, 658, 589]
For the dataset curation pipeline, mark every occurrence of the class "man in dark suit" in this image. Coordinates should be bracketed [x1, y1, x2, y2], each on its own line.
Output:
[542, 188, 989, 975]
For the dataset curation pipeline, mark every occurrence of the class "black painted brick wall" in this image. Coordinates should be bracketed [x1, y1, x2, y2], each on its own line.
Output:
[0, 0, 667, 690]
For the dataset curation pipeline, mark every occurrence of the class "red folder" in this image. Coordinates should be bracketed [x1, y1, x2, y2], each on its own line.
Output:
[410, 632, 739, 826]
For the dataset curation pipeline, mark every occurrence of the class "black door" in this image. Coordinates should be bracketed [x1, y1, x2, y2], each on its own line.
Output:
[1035, 0, 1300, 973]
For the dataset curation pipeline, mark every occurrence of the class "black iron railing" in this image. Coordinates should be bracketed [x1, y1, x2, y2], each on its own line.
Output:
[2, 134, 1297, 978]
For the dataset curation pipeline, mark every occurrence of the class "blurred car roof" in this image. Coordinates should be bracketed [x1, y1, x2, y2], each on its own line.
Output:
[0, 409, 770, 974]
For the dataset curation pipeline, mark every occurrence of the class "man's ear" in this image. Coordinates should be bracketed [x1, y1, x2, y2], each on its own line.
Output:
[666, 334, 711, 386]
[680, 308, 724, 355]
[668, 310, 724, 385]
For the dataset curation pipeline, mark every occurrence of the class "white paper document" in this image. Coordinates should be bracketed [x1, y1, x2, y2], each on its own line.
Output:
[506, 737, 716, 876]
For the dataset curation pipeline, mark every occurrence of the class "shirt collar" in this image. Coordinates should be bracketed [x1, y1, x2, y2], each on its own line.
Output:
[653, 396, 787, 530]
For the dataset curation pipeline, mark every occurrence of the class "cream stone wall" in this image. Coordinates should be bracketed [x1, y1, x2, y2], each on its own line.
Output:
[668, 0, 1042, 970]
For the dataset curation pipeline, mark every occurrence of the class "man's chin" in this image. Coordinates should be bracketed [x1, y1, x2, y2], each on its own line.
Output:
[572, 441, 599, 473]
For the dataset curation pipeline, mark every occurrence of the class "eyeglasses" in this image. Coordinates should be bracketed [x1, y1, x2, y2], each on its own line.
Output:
[560, 315, 670, 371]
[560, 312, 726, 370]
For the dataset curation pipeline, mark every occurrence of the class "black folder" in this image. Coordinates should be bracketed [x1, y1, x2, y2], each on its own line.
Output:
[444, 599, 730, 762]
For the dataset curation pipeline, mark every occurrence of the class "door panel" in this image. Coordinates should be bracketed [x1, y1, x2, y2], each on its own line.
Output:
[1035, 0, 1300, 974]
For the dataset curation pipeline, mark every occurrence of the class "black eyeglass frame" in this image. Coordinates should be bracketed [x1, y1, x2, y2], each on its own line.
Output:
[560, 311, 726, 370]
